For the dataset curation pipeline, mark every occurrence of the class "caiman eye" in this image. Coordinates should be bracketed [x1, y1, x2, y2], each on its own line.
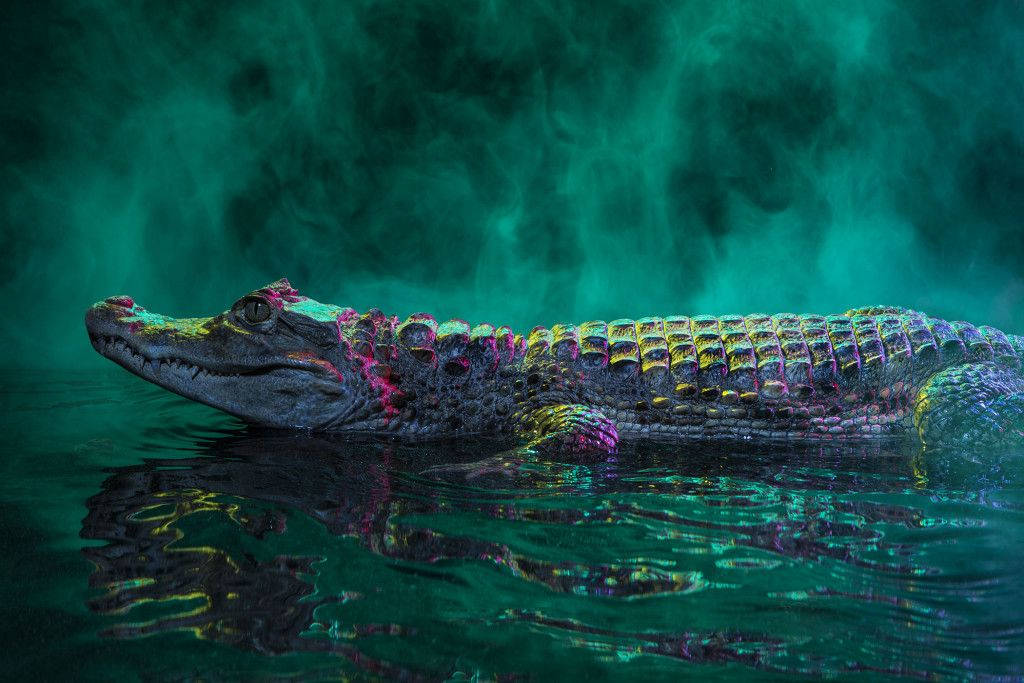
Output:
[242, 299, 273, 324]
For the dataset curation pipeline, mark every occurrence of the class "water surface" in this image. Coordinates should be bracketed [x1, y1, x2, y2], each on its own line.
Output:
[3, 369, 1023, 680]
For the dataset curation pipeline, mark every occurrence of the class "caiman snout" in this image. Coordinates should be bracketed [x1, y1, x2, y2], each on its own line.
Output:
[85, 295, 149, 340]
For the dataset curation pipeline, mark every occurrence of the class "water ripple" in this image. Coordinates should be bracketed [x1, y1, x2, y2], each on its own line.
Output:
[76, 430, 1024, 679]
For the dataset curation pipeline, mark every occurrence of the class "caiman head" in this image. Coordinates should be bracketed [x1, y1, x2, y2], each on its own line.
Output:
[85, 278, 401, 430]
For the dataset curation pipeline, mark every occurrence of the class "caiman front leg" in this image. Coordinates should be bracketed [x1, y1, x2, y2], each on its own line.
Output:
[423, 404, 619, 478]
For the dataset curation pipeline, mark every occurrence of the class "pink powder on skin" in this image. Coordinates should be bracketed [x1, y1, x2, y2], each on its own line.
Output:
[350, 351, 401, 418]
[334, 311, 402, 419]
[261, 278, 305, 309]
[286, 351, 345, 382]
[286, 347, 402, 419]
[105, 296, 135, 308]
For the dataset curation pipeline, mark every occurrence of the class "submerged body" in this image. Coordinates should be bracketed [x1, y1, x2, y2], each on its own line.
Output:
[85, 279, 1024, 454]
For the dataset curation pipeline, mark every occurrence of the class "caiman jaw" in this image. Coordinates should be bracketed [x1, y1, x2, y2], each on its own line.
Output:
[88, 333, 243, 381]
[87, 328, 337, 382]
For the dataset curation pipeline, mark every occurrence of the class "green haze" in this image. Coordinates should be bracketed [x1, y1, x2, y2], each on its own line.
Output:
[2, 0, 1023, 368]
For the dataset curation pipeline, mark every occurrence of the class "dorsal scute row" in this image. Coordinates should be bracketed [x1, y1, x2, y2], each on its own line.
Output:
[754, 315, 785, 388]
[981, 326, 1017, 366]
[388, 310, 1020, 384]
[345, 307, 387, 358]
[722, 316, 756, 392]
[775, 315, 811, 389]
[850, 316, 885, 387]
[526, 325, 553, 362]
[392, 313, 520, 376]
[395, 313, 439, 366]
[800, 315, 834, 388]
[826, 314, 860, 383]
[596, 313, 1016, 394]
[579, 320, 608, 370]
[878, 316, 911, 364]
[926, 318, 964, 363]
[691, 315, 725, 387]
[636, 317, 670, 378]
[607, 319, 640, 376]
[665, 316, 696, 383]
[550, 324, 579, 362]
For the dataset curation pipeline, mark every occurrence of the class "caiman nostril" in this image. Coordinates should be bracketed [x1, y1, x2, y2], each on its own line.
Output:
[105, 295, 135, 308]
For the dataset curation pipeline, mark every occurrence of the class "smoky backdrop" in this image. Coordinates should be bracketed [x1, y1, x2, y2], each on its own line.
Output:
[2, 0, 1023, 367]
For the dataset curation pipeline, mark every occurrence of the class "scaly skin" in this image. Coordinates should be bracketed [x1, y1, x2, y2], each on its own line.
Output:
[85, 279, 1024, 455]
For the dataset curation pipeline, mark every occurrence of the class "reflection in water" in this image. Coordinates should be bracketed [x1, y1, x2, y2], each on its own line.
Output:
[80, 432, 1024, 679]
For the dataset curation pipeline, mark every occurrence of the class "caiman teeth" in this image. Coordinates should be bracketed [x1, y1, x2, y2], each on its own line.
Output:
[89, 334, 243, 378]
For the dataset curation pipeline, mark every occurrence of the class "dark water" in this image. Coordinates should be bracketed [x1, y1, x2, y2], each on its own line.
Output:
[4, 369, 1024, 680]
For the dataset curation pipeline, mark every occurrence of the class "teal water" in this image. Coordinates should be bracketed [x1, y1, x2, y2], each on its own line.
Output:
[4, 368, 1023, 680]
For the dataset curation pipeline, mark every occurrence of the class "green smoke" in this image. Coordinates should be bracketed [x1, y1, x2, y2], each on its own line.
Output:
[2, 0, 1023, 368]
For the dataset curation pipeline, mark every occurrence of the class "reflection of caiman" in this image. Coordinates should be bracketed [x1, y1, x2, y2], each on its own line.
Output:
[80, 432, 932, 671]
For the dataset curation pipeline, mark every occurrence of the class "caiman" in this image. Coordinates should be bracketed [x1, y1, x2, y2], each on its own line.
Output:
[85, 278, 1024, 455]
